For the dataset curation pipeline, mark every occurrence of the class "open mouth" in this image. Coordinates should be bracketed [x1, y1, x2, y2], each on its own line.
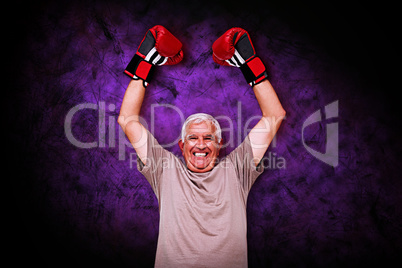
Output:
[193, 152, 209, 157]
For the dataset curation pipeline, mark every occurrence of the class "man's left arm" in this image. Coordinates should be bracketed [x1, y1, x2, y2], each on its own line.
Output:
[212, 27, 286, 166]
[249, 80, 286, 166]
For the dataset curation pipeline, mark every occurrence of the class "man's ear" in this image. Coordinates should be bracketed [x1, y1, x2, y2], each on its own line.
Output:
[178, 139, 184, 154]
[216, 139, 223, 156]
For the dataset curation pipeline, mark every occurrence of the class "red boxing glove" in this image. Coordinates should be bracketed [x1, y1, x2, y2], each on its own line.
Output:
[124, 25, 183, 87]
[212, 27, 268, 86]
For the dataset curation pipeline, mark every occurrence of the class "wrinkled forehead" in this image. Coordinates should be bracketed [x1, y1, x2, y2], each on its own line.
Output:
[185, 121, 216, 136]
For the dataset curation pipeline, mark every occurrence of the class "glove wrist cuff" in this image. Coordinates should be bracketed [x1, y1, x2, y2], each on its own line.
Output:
[124, 54, 156, 87]
[240, 56, 268, 86]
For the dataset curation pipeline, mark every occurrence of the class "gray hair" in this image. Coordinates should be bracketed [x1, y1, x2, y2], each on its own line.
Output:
[180, 113, 222, 143]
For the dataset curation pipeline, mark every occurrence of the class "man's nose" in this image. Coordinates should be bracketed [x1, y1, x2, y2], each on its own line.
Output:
[196, 139, 207, 149]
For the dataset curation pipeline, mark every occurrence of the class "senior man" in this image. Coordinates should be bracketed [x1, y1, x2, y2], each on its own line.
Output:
[118, 26, 286, 268]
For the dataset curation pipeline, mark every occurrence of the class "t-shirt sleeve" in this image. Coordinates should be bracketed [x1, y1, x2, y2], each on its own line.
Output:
[136, 130, 173, 197]
[226, 135, 264, 193]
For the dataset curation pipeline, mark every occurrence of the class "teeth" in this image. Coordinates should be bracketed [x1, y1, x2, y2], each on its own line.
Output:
[194, 153, 207, 157]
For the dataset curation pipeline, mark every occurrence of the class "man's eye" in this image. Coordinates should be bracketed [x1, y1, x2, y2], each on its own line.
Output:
[189, 137, 197, 140]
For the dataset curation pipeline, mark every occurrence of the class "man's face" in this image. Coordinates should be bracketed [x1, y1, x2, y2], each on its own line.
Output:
[178, 120, 222, 173]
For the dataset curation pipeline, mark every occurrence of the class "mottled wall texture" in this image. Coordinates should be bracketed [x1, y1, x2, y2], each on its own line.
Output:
[7, 0, 401, 267]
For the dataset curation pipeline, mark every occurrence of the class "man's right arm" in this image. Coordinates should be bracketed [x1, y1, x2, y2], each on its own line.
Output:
[118, 79, 148, 164]
[118, 25, 184, 165]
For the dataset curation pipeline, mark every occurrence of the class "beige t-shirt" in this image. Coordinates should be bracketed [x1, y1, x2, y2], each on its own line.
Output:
[138, 131, 263, 268]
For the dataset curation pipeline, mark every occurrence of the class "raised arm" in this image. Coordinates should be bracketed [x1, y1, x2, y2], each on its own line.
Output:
[118, 79, 148, 163]
[118, 25, 183, 164]
[248, 80, 285, 165]
[212, 27, 285, 166]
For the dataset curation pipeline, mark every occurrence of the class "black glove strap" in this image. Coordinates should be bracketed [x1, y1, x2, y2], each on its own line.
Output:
[124, 54, 156, 87]
[240, 56, 268, 86]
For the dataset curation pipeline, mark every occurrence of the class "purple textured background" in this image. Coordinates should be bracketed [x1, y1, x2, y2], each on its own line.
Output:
[7, 0, 402, 267]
